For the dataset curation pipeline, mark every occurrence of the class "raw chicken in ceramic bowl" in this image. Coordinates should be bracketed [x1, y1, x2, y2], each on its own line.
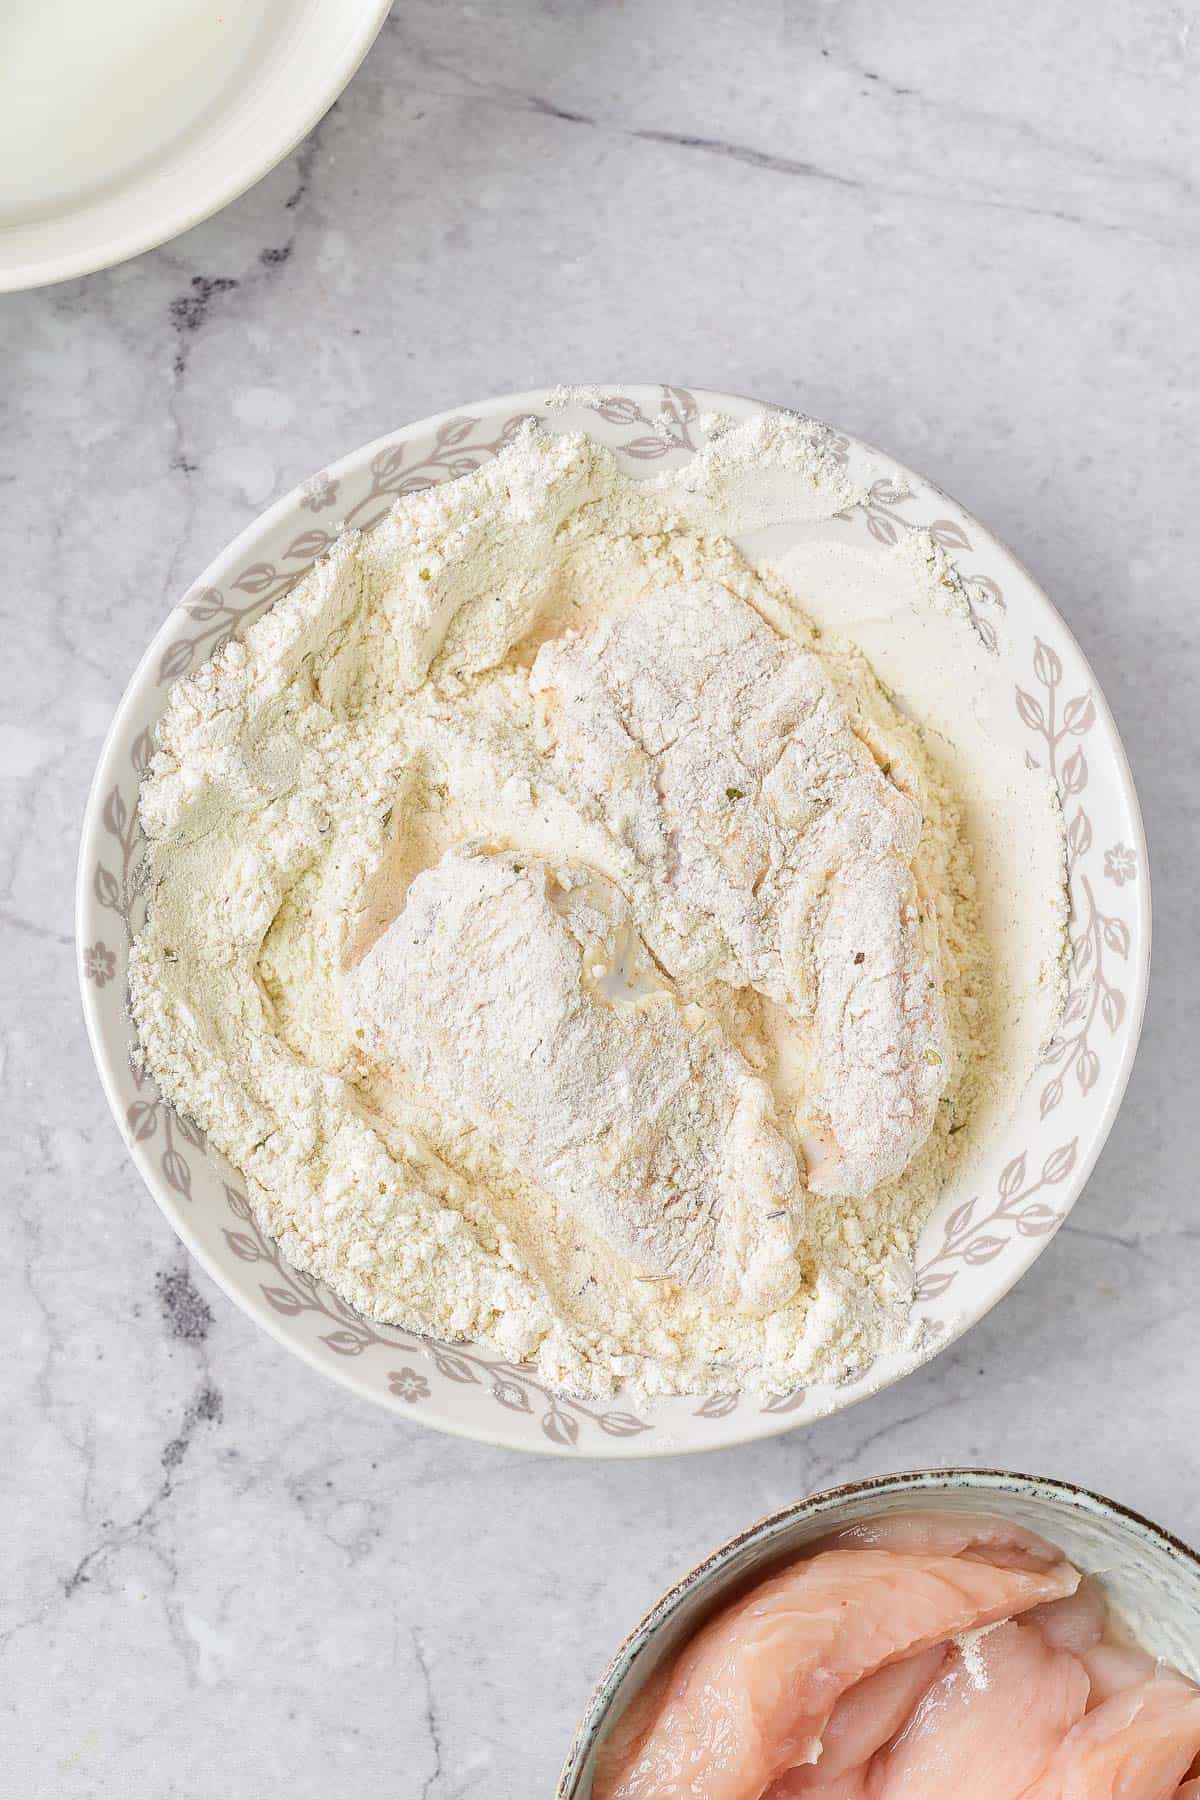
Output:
[558, 1470, 1200, 1797]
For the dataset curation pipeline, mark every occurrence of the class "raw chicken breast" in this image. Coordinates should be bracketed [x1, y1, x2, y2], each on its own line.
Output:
[863, 1620, 1089, 1797]
[1025, 1577, 1109, 1654]
[1016, 1670, 1200, 1798]
[772, 1773, 866, 1800]
[765, 1649, 945, 1796]
[1084, 1643, 1160, 1708]
[818, 1511, 1066, 1573]
[591, 1520, 1079, 1800]
[531, 581, 949, 1198]
[773, 1622, 1088, 1800]
[344, 846, 803, 1312]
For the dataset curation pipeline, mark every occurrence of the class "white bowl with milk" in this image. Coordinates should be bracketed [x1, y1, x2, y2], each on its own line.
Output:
[0, 0, 391, 292]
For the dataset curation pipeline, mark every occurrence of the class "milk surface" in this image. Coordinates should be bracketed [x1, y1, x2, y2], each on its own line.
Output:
[0, 0, 275, 219]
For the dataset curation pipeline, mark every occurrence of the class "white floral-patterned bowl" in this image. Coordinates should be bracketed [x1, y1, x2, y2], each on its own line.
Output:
[557, 1470, 1200, 1796]
[78, 387, 1150, 1458]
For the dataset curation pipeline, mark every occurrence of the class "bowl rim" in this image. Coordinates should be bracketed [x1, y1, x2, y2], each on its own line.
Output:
[76, 384, 1152, 1457]
[556, 1467, 1200, 1795]
[0, 0, 393, 294]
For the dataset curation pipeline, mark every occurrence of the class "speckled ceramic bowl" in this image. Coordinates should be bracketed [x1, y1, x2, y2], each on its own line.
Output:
[558, 1469, 1200, 1796]
[77, 386, 1150, 1457]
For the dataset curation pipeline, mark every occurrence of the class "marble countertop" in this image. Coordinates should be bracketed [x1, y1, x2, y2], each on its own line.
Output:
[4, 3, 1198, 1793]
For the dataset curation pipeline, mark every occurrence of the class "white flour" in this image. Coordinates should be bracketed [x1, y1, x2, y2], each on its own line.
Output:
[345, 846, 805, 1313]
[953, 1619, 1009, 1691]
[528, 578, 950, 1199]
[129, 418, 1064, 1400]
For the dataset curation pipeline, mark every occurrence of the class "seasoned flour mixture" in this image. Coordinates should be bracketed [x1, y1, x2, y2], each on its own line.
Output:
[129, 415, 1065, 1399]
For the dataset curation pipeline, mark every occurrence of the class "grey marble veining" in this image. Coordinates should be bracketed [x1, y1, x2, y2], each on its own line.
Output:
[2, 2, 1199, 1794]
